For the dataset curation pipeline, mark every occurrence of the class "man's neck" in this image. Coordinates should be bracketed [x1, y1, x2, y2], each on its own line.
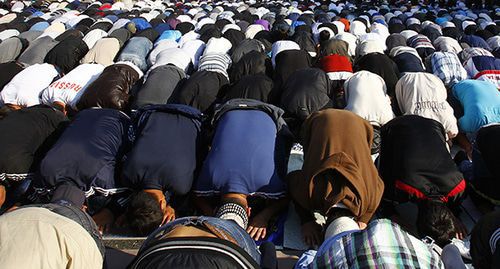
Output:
[222, 193, 248, 207]
[143, 189, 166, 207]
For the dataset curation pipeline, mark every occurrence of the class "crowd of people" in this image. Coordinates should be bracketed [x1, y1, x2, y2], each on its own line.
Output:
[0, 0, 499, 268]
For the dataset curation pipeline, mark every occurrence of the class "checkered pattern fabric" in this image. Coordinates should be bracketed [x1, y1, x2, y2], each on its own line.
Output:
[307, 219, 445, 269]
[432, 52, 468, 86]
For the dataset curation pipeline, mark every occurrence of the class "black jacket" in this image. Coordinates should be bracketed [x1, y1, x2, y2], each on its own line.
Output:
[0, 106, 67, 177]
[133, 65, 185, 109]
[169, 70, 228, 114]
[44, 36, 89, 74]
[121, 104, 203, 195]
[39, 108, 130, 193]
[379, 115, 465, 203]
[280, 68, 332, 121]
[77, 63, 141, 111]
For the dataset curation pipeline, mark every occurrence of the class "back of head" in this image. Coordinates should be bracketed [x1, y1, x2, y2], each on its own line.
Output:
[126, 192, 163, 236]
[319, 30, 331, 43]
[417, 200, 456, 246]
[0, 105, 13, 119]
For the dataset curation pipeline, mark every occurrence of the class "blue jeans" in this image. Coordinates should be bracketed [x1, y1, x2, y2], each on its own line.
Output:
[142, 216, 261, 263]
[117, 36, 152, 72]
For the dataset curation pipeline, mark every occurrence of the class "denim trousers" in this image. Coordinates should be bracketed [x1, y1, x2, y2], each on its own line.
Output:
[117, 36, 153, 72]
[142, 216, 261, 263]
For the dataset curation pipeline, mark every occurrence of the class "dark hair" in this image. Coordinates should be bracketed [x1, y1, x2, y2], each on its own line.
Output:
[417, 200, 456, 246]
[220, 196, 247, 209]
[51, 102, 66, 113]
[126, 192, 163, 236]
[0, 105, 13, 119]
[319, 30, 331, 43]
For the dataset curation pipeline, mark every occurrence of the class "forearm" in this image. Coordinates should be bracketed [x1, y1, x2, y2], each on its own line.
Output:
[0, 185, 6, 208]
[454, 133, 472, 150]
[294, 201, 316, 225]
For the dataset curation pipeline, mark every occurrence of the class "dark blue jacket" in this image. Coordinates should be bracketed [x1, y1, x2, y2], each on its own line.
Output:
[121, 104, 203, 195]
[39, 108, 131, 195]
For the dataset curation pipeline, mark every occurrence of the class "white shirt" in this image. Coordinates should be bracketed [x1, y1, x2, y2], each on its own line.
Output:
[83, 29, 108, 50]
[344, 71, 394, 127]
[41, 64, 105, 109]
[271, 40, 300, 68]
[396, 72, 459, 138]
[1, 63, 59, 107]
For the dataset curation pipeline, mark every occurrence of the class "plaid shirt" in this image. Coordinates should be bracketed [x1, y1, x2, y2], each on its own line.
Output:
[295, 219, 444, 269]
[459, 47, 493, 65]
[431, 52, 468, 86]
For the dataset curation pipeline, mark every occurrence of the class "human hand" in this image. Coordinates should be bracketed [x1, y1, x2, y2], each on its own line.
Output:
[93, 208, 115, 234]
[247, 212, 270, 241]
[301, 221, 322, 247]
[162, 204, 176, 225]
[453, 216, 468, 240]
[357, 221, 367, 230]
[465, 146, 473, 161]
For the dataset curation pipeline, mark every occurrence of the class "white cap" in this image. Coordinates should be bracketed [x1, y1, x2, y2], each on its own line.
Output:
[324, 217, 359, 239]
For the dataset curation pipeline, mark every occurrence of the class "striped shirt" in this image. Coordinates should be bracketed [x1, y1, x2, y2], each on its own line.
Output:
[197, 53, 231, 81]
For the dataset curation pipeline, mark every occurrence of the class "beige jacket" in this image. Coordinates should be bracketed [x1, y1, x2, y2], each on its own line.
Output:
[81, 37, 120, 67]
[0, 207, 103, 269]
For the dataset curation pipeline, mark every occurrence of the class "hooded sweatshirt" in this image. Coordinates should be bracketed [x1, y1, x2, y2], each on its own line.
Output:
[288, 109, 384, 223]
